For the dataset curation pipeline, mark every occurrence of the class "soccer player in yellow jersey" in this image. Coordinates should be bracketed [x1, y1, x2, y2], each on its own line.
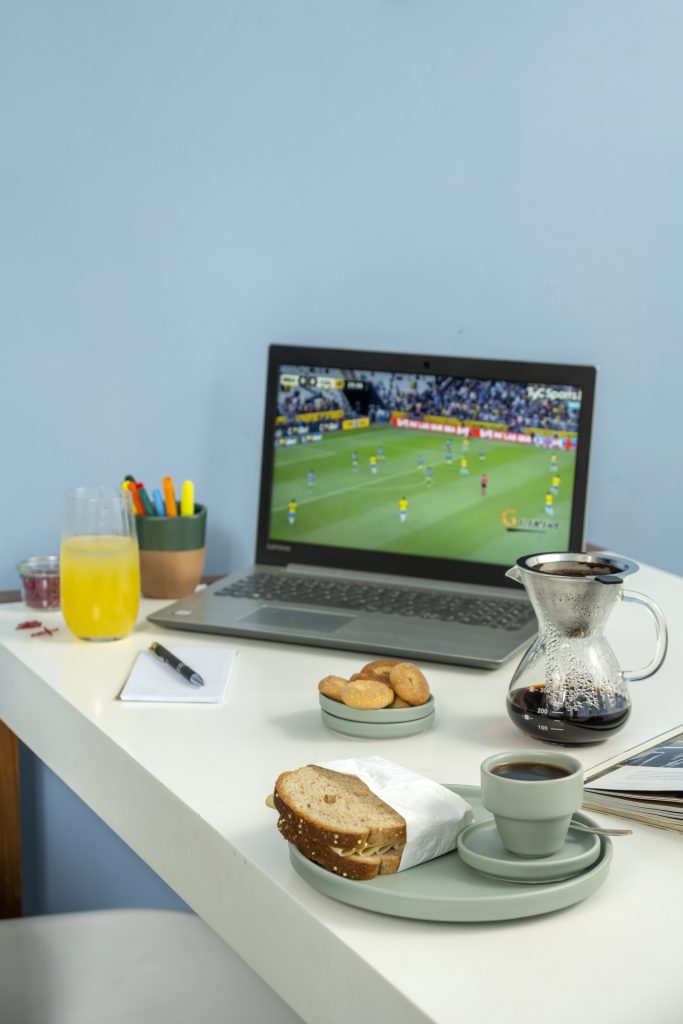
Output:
[399, 496, 408, 523]
[550, 453, 559, 473]
[551, 474, 561, 495]
[369, 454, 378, 475]
[544, 491, 554, 516]
[287, 499, 297, 525]
[460, 456, 469, 475]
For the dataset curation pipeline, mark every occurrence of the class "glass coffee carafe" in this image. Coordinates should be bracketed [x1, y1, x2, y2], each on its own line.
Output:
[505, 552, 667, 745]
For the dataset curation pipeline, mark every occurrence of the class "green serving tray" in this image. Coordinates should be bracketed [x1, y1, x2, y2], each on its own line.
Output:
[288, 784, 612, 922]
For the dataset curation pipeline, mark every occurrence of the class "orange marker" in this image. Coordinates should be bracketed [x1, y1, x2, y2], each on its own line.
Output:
[162, 476, 178, 516]
[129, 482, 146, 515]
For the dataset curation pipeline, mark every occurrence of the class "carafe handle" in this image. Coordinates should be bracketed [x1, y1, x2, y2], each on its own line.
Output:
[621, 590, 668, 682]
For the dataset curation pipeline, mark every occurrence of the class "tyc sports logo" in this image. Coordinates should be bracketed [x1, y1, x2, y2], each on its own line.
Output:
[526, 385, 581, 403]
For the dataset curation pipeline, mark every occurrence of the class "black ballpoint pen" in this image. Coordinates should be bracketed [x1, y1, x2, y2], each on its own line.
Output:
[149, 642, 205, 687]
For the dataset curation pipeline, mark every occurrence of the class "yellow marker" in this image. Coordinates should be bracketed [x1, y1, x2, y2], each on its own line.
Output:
[180, 479, 195, 516]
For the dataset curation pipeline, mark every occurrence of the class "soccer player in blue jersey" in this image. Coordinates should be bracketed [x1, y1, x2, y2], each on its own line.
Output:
[307, 469, 316, 489]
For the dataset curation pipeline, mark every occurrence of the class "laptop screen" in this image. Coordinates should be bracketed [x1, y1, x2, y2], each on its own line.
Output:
[257, 347, 596, 589]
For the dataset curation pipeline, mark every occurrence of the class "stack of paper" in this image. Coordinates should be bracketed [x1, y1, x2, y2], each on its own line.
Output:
[121, 644, 236, 703]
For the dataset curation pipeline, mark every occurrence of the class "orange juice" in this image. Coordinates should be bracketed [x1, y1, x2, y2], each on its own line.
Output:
[60, 534, 140, 640]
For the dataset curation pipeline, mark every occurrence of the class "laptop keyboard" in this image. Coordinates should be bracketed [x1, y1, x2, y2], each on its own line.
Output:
[214, 574, 534, 631]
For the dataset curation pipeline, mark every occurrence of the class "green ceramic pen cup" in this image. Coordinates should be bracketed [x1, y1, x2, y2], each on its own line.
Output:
[135, 504, 207, 599]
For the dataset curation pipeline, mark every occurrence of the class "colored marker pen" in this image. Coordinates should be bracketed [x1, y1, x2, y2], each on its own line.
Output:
[129, 482, 145, 515]
[137, 483, 155, 516]
[152, 488, 166, 517]
[163, 476, 178, 516]
[180, 480, 195, 516]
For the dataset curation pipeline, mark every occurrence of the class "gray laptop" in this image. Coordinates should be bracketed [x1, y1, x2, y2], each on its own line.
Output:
[149, 345, 596, 668]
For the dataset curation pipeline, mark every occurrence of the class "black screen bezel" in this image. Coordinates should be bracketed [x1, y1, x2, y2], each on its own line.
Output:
[256, 345, 596, 589]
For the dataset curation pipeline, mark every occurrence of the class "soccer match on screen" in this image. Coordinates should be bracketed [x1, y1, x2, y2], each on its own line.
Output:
[269, 364, 582, 565]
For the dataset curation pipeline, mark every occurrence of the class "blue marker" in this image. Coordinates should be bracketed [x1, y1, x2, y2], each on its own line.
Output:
[152, 488, 166, 517]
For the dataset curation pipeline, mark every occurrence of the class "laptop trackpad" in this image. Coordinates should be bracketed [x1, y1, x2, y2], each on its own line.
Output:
[237, 606, 354, 633]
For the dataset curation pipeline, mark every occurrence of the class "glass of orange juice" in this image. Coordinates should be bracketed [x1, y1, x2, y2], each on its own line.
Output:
[60, 486, 140, 641]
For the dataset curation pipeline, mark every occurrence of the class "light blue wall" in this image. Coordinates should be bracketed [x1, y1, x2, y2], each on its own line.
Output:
[19, 746, 188, 914]
[4, 2, 682, 911]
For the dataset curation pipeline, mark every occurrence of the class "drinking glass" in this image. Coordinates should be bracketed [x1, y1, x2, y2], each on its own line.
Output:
[60, 486, 140, 641]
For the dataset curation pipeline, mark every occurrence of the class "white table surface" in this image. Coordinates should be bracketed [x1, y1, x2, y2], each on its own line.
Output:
[2, 562, 683, 1024]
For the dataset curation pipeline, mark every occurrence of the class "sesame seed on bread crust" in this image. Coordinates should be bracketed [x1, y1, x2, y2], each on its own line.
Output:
[278, 817, 403, 879]
[273, 765, 406, 852]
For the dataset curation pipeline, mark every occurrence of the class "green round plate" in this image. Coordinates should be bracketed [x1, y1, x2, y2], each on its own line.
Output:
[457, 818, 601, 883]
[319, 692, 435, 723]
[320, 708, 435, 739]
[288, 784, 613, 922]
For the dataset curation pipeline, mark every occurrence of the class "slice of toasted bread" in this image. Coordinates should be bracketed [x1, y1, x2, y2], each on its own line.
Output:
[277, 815, 403, 879]
[274, 765, 406, 858]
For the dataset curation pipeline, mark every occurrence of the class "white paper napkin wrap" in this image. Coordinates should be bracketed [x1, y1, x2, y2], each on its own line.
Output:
[315, 755, 474, 871]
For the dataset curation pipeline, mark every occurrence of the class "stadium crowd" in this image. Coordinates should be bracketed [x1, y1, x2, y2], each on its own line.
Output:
[278, 368, 579, 433]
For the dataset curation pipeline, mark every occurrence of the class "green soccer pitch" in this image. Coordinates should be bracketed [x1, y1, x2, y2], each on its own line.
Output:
[269, 425, 576, 564]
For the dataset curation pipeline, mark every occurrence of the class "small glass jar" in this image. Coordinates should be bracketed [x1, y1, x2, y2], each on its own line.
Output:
[16, 556, 60, 610]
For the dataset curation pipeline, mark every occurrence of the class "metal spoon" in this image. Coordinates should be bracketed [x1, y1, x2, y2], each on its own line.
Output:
[570, 820, 632, 837]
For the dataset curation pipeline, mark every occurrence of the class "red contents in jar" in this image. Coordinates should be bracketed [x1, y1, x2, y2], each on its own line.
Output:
[22, 572, 60, 609]
[17, 557, 60, 611]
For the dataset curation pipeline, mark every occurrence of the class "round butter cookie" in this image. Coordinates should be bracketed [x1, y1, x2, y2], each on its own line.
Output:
[349, 671, 386, 683]
[388, 696, 412, 709]
[358, 659, 401, 683]
[341, 678, 394, 710]
[389, 663, 430, 706]
[318, 675, 348, 702]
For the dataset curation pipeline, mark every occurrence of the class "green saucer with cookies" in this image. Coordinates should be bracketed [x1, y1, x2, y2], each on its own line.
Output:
[318, 660, 435, 737]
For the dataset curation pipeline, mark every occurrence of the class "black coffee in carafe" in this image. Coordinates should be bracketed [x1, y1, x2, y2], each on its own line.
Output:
[507, 684, 631, 745]
[505, 552, 667, 746]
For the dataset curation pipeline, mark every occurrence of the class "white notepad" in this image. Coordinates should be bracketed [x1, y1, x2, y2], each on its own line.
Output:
[121, 644, 236, 703]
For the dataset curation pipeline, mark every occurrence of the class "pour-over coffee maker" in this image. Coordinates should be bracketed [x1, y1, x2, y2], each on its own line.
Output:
[505, 552, 667, 745]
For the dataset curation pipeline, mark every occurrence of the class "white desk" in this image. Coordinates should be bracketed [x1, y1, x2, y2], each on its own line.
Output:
[2, 562, 683, 1024]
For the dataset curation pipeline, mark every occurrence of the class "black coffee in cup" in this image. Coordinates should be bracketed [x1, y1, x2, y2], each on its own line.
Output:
[491, 761, 572, 782]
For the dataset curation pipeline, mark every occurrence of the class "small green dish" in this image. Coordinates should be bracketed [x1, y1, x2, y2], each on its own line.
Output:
[320, 708, 435, 739]
[319, 692, 435, 723]
[457, 818, 601, 883]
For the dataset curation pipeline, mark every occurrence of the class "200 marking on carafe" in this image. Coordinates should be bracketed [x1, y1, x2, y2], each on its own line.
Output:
[507, 683, 631, 745]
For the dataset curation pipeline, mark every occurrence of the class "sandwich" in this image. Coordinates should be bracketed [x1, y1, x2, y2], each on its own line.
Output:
[273, 765, 406, 880]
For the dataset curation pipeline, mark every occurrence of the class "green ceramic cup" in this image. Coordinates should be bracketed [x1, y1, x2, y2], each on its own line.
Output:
[480, 749, 584, 858]
[135, 504, 207, 599]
